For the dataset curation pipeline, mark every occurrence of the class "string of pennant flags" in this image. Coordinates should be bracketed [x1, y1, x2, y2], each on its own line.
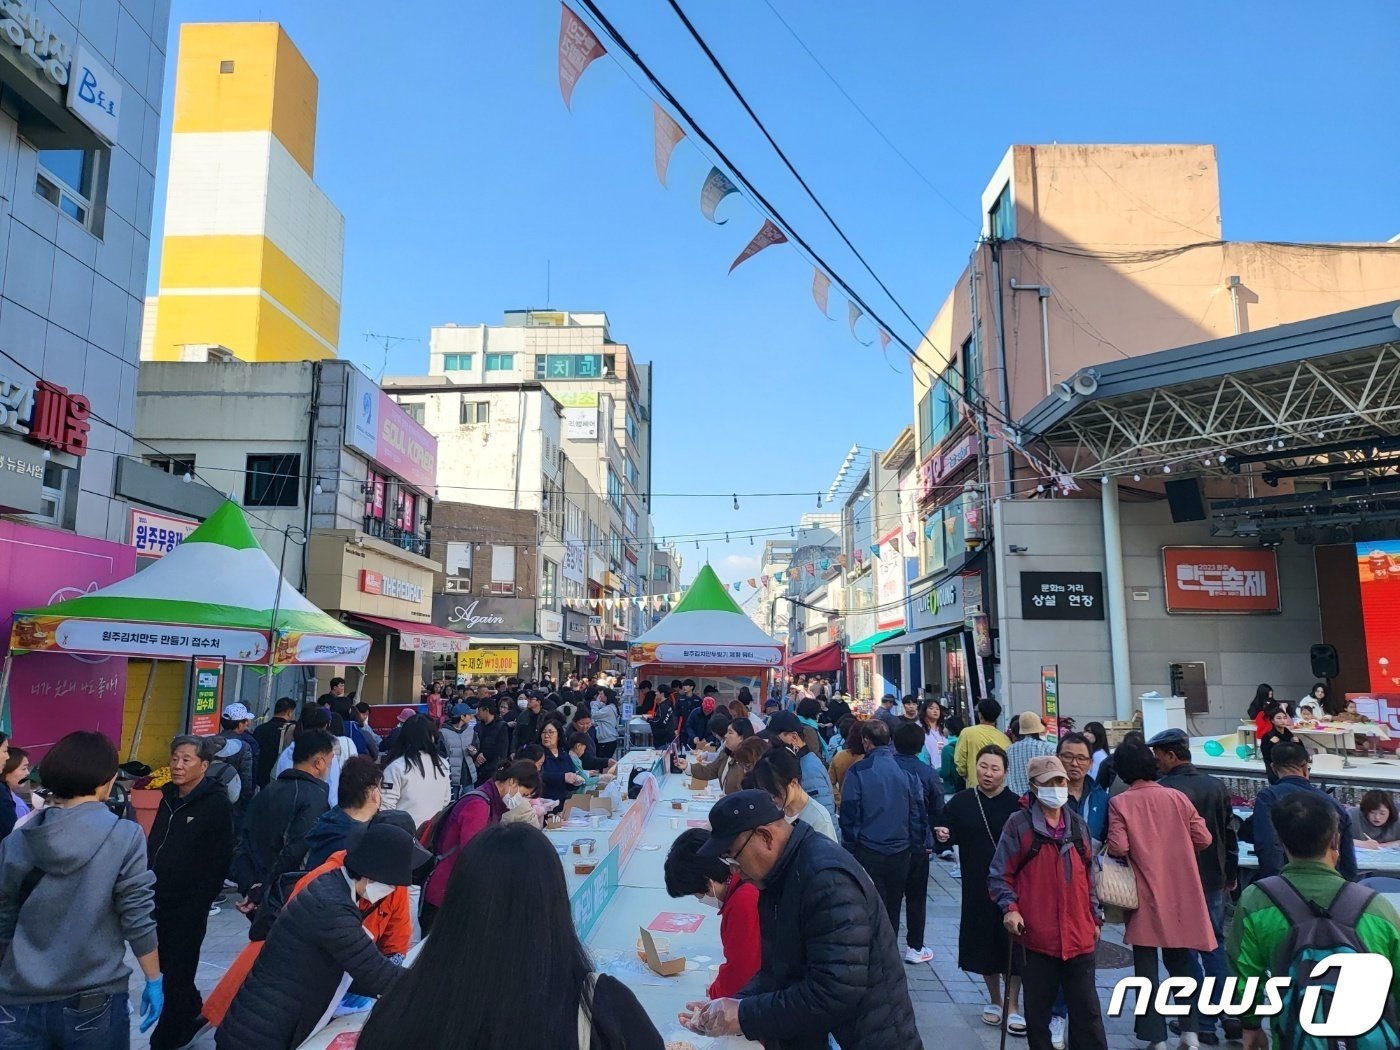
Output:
[557, 5, 894, 350]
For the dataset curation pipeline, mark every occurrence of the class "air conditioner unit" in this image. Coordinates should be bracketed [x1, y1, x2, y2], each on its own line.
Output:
[444, 578, 471, 593]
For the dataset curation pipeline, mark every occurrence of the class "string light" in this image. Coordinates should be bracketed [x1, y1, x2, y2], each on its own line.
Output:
[313, 476, 323, 495]
[1216, 453, 1227, 465]
[1162, 465, 1172, 474]
[182, 470, 192, 483]
[732, 493, 739, 510]
[1132, 473, 1142, 482]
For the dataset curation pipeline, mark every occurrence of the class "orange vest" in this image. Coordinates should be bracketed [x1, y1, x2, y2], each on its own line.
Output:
[202, 850, 412, 1028]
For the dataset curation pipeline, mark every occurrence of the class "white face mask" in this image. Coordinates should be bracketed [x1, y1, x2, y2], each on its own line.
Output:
[517, 697, 528, 710]
[1037, 786, 1069, 810]
[699, 893, 720, 910]
[361, 880, 395, 905]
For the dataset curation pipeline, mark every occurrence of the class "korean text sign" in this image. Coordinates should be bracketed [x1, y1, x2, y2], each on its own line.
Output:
[1020, 572, 1105, 621]
[1163, 547, 1280, 614]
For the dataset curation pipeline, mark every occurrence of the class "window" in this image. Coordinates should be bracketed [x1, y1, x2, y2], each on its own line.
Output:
[36, 149, 97, 229]
[917, 391, 935, 459]
[625, 455, 638, 488]
[27, 462, 70, 527]
[626, 411, 639, 444]
[961, 331, 983, 407]
[460, 400, 489, 424]
[445, 542, 472, 577]
[144, 455, 195, 477]
[565, 499, 584, 537]
[485, 353, 514, 372]
[490, 545, 515, 595]
[443, 353, 473, 371]
[989, 183, 1014, 241]
[624, 502, 638, 535]
[609, 530, 623, 564]
[606, 468, 622, 509]
[219, 59, 235, 73]
[244, 453, 300, 507]
[653, 564, 670, 582]
[541, 560, 558, 610]
[397, 400, 425, 424]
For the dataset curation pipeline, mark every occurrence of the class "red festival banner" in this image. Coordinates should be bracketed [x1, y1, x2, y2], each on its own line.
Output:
[652, 103, 685, 187]
[1162, 547, 1280, 614]
[558, 4, 606, 110]
[729, 219, 787, 274]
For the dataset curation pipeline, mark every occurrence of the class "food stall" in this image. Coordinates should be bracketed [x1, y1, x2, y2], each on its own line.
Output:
[627, 565, 785, 709]
[1, 501, 370, 754]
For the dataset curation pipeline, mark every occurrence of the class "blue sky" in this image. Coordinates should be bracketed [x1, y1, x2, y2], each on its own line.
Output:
[151, 1, 1400, 592]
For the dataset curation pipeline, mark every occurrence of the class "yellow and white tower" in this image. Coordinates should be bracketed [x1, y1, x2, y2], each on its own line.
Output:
[145, 23, 343, 362]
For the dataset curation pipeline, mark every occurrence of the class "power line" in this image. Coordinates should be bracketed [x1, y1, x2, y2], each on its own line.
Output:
[758, 0, 975, 225]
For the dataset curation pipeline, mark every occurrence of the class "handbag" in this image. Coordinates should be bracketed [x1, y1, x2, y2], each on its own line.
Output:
[1095, 847, 1139, 911]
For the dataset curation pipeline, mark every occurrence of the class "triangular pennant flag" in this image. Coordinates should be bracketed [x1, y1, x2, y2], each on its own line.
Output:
[854, 548, 864, 563]
[878, 329, 892, 351]
[775, 571, 785, 582]
[806, 563, 816, 577]
[731, 582, 741, 592]
[761, 575, 770, 586]
[812, 269, 832, 318]
[847, 302, 874, 346]
[652, 103, 685, 187]
[729, 219, 787, 274]
[700, 167, 739, 224]
[746, 578, 757, 588]
[819, 558, 830, 571]
[837, 555, 848, 569]
[870, 544, 880, 559]
[557, 4, 606, 110]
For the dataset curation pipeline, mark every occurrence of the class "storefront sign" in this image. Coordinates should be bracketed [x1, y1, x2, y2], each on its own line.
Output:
[435, 594, 536, 635]
[939, 434, 978, 479]
[397, 631, 470, 654]
[66, 46, 119, 144]
[130, 509, 198, 559]
[344, 367, 437, 494]
[1020, 572, 1104, 621]
[539, 610, 562, 641]
[961, 571, 984, 621]
[457, 647, 519, 676]
[562, 533, 586, 585]
[0, 2, 71, 85]
[189, 656, 224, 736]
[564, 609, 590, 644]
[917, 454, 937, 501]
[564, 408, 598, 440]
[0, 522, 134, 749]
[1163, 547, 1280, 614]
[0, 371, 89, 456]
[360, 569, 423, 603]
[875, 527, 906, 630]
[14, 617, 271, 662]
[0, 433, 43, 513]
[1041, 664, 1060, 736]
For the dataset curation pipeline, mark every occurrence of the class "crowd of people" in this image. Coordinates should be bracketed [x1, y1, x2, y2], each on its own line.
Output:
[0, 671, 1397, 1049]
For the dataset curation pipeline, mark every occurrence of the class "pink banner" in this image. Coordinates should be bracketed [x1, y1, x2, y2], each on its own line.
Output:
[558, 4, 606, 110]
[812, 269, 831, 317]
[847, 302, 873, 345]
[653, 103, 685, 187]
[729, 219, 787, 274]
[0, 522, 135, 756]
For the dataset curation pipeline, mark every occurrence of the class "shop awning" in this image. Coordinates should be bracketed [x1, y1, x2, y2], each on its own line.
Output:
[883, 625, 964, 650]
[466, 634, 550, 646]
[790, 640, 842, 674]
[351, 615, 472, 654]
[848, 628, 905, 655]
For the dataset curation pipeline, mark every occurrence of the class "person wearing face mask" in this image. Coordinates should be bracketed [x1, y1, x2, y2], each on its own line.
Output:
[421, 760, 542, 934]
[1105, 740, 1214, 1050]
[752, 746, 838, 842]
[664, 828, 761, 999]
[988, 756, 1107, 1050]
[682, 790, 921, 1049]
[202, 811, 418, 1030]
[217, 823, 428, 1050]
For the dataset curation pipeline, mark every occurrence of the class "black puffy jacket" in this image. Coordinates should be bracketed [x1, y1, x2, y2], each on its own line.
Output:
[216, 870, 401, 1050]
[147, 777, 234, 908]
[737, 821, 921, 1050]
[231, 769, 329, 898]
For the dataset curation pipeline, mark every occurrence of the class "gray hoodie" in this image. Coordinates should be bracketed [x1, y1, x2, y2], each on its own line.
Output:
[0, 802, 157, 1003]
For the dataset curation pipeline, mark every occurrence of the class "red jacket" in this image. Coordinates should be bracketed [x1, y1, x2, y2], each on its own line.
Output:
[710, 872, 762, 999]
[424, 781, 506, 907]
[987, 802, 1100, 960]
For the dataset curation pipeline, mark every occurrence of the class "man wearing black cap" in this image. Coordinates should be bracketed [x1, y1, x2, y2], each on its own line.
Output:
[1149, 727, 1241, 1045]
[767, 711, 836, 822]
[684, 790, 921, 1049]
[217, 823, 429, 1050]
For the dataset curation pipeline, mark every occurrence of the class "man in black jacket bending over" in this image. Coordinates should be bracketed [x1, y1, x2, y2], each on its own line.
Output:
[686, 790, 921, 1050]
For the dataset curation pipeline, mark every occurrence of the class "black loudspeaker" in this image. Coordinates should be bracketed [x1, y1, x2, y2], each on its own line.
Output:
[1164, 478, 1207, 523]
[1310, 644, 1339, 680]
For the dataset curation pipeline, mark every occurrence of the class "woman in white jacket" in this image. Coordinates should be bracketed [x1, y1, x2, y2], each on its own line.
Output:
[379, 714, 451, 832]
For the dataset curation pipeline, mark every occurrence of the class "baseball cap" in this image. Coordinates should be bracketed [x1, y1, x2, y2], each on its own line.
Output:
[696, 790, 785, 858]
[450, 703, 473, 718]
[1146, 728, 1189, 750]
[1016, 711, 1047, 736]
[767, 711, 801, 736]
[221, 703, 251, 722]
[1026, 755, 1068, 785]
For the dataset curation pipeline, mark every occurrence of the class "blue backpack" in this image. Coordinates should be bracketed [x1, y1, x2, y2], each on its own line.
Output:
[1254, 876, 1400, 1049]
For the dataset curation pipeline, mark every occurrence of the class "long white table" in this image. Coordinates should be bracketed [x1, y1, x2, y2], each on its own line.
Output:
[301, 750, 758, 1049]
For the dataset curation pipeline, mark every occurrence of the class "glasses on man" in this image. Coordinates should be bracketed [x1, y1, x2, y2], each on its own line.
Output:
[720, 829, 758, 871]
[1059, 753, 1091, 765]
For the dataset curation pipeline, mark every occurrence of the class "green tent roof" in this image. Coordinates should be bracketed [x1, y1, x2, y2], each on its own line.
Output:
[847, 627, 905, 654]
[670, 564, 747, 616]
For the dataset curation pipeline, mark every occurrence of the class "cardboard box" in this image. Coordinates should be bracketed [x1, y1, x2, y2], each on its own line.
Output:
[560, 794, 615, 820]
[637, 926, 686, 977]
[671, 799, 685, 811]
[688, 777, 708, 791]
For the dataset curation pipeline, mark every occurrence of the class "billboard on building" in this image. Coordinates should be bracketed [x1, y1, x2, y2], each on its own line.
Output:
[1162, 547, 1280, 614]
[344, 367, 438, 493]
[875, 527, 905, 630]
